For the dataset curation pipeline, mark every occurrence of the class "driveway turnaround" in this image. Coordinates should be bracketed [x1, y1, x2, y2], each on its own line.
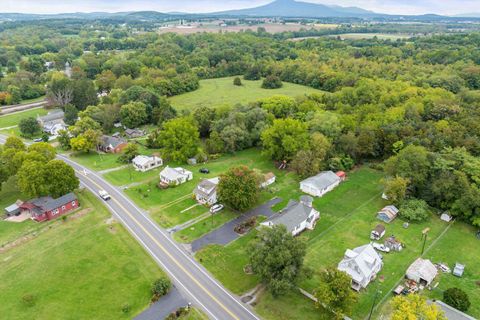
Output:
[191, 197, 282, 252]
[0, 134, 260, 320]
[134, 287, 187, 320]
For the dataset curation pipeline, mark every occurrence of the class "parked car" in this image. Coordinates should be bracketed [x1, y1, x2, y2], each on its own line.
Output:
[372, 242, 390, 253]
[99, 190, 111, 201]
[210, 204, 224, 213]
[199, 168, 210, 174]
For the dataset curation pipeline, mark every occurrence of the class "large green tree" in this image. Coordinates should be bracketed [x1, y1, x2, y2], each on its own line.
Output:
[19, 117, 41, 138]
[261, 118, 309, 161]
[250, 225, 307, 296]
[45, 160, 79, 198]
[315, 268, 357, 319]
[217, 165, 259, 211]
[120, 101, 148, 128]
[158, 117, 200, 163]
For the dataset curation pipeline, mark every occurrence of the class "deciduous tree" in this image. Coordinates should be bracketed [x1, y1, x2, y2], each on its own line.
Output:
[218, 165, 259, 211]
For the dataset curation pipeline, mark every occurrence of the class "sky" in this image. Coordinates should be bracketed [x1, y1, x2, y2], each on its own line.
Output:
[1, 0, 480, 15]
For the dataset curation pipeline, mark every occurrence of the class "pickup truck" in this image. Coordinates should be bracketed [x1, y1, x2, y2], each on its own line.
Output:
[99, 190, 111, 201]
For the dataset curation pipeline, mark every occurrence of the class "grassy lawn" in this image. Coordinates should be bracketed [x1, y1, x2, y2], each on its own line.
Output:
[0, 177, 43, 246]
[422, 222, 480, 319]
[125, 148, 284, 227]
[103, 165, 161, 186]
[169, 76, 323, 110]
[174, 209, 238, 243]
[178, 308, 209, 320]
[0, 107, 48, 128]
[195, 231, 260, 295]
[0, 190, 165, 320]
[68, 144, 159, 172]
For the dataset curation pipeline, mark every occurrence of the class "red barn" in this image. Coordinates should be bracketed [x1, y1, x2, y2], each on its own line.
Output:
[19, 193, 79, 222]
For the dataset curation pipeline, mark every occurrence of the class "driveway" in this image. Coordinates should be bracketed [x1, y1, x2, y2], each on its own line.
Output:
[191, 197, 282, 252]
[134, 286, 187, 320]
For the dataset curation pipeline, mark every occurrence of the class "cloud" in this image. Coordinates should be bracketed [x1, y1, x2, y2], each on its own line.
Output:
[1, 0, 480, 15]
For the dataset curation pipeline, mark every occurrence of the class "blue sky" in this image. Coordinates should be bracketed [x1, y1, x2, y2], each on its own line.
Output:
[2, 0, 480, 15]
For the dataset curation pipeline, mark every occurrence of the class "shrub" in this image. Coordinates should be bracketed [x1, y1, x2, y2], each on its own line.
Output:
[21, 294, 36, 307]
[262, 75, 282, 89]
[399, 198, 430, 222]
[444, 287, 470, 311]
[121, 303, 131, 314]
[151, 277, 171, 301]
[233, 77, 242, 86]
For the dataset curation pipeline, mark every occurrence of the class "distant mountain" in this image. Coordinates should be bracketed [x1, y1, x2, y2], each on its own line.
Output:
[453, 13, 480, 18]
[212, 0, 377, 18]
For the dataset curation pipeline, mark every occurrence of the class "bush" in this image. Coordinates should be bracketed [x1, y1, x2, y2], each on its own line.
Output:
[21, 294, 36, 307]
[121, 303, 131, 314]
[399, 198, 430, 222]
[18, 117, 40, 138]
[444, 287, 470, 311]
[151, 277, 171, 301]
[262, 75, 282, 89]
[233, 77, 242, 86]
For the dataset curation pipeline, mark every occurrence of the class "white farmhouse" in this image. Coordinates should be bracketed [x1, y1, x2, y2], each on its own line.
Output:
[132, 155, 163, 172]
[193, 177, 219, 205]
[261, 196, 319, 236]
[159, 166, 193, 186]
[300, 171, 341, 197]
[337, 244, 383, 291]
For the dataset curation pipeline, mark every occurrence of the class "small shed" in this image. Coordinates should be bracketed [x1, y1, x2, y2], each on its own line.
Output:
[377, 205, 399, 223]
[384, 236, 403, 252]
[406, 258, 438, 286]
[453, 263, 465, 277]
[370, 224, 386, 240]
[440, 212, 452, 222]
[336, 171, 346, 181]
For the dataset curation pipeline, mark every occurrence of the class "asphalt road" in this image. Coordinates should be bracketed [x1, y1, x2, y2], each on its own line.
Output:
[0, 134, 260, 320]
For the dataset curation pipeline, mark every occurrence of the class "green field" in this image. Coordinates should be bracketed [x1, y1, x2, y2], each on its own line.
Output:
[0, 107, 48, 129]
[193, 166, 479, 319]
[124, 148, 284, 228]
[0, 191, 165, 320]
[168, 77, 323, 110]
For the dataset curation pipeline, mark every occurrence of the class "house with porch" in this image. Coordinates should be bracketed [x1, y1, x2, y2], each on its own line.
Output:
[132, 155, 163, 172]
[337, 244, 383, 291]
[160, 166, 193, 186]
[193, 177, 219, 205]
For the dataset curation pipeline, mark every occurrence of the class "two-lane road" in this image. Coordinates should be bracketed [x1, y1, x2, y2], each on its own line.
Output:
[0, 134, 259, 320]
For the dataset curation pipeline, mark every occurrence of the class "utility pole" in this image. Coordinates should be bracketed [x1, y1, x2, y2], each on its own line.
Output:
[421, 227, 430, 255]
[368, 289, 381, 320]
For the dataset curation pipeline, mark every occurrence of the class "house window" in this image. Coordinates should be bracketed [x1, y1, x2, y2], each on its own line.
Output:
[62, 205, 66, 210]
[72, 201, 76, 206]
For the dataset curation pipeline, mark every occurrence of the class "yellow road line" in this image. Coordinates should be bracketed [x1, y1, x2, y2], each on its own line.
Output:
[77, 170, 240, 320]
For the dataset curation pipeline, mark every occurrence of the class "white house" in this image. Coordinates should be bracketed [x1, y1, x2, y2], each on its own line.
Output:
[261, 195, 319, 236]
[300, 171, 341, 197]
[260, 172, 276, 188]
[132, 155, 163, 172]
[37, 110, 66, 135]
[193, 177, 219, 205]
[159, 166, 193, 186]
[337, 244, 383, 291]
[406, 258, 438, 286]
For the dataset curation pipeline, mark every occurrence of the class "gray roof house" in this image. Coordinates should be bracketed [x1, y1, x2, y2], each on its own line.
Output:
[300, 171, 341, 197]
[132, 155, 163, 172]
[428, 300, 476, 320]
[125, 128, 146, 139]
[337, 244, 383, 291]
[98, 135, 128, 153]
[37, 110, 66, 135]
[193, 177, 219, 205]
[261, 196, 319, 236]
[160, 166, 193, 186]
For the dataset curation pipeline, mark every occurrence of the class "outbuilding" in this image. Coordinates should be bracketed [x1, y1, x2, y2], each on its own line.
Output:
[300, 171, 341, 197]
[370, 224, 386, 240]
[377, 205, 399, 223]
[406, 258, 438, 286]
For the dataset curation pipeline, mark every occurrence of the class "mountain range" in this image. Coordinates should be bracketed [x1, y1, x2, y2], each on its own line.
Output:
[0, 0, 479, 21]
